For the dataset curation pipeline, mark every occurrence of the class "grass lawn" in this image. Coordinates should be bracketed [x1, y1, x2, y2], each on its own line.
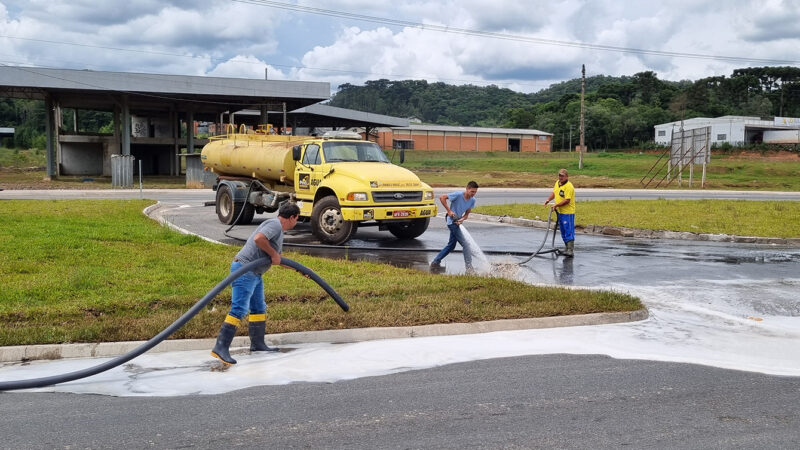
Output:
[396, 150, 800, 190]
[3, 147, 800, 190]
[474, 199, 800, 239]
[0, 200, 641, 346]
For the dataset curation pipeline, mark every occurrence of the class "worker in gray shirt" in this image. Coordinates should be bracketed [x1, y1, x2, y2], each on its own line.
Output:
[211, 202, 301, 365]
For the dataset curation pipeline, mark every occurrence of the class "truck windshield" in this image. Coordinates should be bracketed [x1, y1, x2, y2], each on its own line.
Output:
[322, 142, 390, 163]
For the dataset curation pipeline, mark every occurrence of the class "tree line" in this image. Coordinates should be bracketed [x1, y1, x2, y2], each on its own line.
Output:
[0, 99, 112, 149]
[329, 66, 800, 150]
[3, 66, 800, 150]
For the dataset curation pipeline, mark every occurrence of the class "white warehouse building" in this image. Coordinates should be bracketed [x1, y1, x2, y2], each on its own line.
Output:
[654, 116, 800, 146]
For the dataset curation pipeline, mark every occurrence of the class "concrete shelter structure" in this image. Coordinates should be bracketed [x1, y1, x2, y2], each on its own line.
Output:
[0, 66, 329, 177]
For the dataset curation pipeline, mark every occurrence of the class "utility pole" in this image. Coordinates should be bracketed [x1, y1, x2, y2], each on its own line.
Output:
[579, 64, 585, 169]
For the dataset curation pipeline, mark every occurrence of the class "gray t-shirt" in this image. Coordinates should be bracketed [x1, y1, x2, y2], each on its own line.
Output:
[234, 218, 284, 275]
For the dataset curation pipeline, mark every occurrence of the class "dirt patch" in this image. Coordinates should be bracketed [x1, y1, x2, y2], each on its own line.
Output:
[716, 150, 799, 161]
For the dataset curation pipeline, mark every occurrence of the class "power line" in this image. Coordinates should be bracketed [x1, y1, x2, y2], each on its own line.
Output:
[234, 0, 800, 66]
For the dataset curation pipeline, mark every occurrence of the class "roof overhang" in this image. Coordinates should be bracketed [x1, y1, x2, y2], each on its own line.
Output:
[0, 66, 330, 119]
[288, 104, 409, 128]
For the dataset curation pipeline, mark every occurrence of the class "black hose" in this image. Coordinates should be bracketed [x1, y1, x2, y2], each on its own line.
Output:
[518, 208, 560, 265]
[280, 258, 349, 312]
[0, 257, 347, 392]
[224, 181, 255, 233]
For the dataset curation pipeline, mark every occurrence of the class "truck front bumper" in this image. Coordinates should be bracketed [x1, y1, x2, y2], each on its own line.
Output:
[340, 204, 438, 221]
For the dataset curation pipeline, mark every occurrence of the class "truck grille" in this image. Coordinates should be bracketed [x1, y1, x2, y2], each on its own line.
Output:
[372, 191, 423, 202]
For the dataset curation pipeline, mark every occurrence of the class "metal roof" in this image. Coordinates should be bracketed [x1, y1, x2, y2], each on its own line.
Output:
[289, 104, 409, 128]
[225, 104, 410, 129]
[394, 124, 552, 136]
[654, 116, 772, 128]
[0, 66, 330, 116]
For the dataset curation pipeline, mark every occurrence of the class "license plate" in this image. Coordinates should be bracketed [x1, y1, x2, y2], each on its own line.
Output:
[392, 210, 410, 217]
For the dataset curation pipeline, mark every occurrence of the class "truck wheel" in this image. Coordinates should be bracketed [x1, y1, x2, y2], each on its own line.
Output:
[216, 185, 254, 225]
[311, 196, 356, 245]
[388, 218, 430, 239]
[239, 203, 255, 225]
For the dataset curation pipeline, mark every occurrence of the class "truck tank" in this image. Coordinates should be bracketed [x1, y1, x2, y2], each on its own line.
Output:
[201, 134, 307, 185]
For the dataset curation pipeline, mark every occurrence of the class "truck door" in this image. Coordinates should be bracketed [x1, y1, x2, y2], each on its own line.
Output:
[295, 143, 322, 200]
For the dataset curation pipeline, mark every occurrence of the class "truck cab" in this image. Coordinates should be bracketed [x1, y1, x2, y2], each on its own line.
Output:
[292, 131, 436, 244]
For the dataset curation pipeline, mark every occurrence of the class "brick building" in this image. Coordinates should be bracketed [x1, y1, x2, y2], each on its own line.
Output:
[374, 124, 552, 152]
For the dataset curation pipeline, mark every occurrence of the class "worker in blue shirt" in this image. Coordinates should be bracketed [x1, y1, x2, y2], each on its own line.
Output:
[430, 181, 479, 273]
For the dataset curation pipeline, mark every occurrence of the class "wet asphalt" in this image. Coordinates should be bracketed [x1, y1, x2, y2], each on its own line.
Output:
[156, 198, 799, 290]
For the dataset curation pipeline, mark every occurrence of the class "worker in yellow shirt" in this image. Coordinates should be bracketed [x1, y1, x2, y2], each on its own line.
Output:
[544, 168, 576, 257]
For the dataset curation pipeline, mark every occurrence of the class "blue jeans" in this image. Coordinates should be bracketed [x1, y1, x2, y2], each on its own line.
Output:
[229, 261, 266, 320]
[558, 213, 575, 244]
[432, 223, 473, 268]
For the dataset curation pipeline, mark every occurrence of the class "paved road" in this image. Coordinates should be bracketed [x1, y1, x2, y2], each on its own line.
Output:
[3, 186, 800, 204]
[2, 355, 799, 448]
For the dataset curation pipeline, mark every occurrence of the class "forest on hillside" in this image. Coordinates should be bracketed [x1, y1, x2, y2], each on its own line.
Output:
[2, 66, 800, 151]
[329, 66, 800, 150]
[0, 99, 112, 150]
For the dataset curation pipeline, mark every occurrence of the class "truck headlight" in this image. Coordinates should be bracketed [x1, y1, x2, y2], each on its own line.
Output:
[347, 192, 368, 201]
[424, 191, 433, 200]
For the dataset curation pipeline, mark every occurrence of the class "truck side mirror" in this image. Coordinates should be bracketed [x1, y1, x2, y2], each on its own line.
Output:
[292, 145, 302, 161]
[400, 149, 405, 164]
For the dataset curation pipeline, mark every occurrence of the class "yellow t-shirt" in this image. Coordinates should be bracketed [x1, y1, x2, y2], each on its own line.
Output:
[552, 180, 576, 214]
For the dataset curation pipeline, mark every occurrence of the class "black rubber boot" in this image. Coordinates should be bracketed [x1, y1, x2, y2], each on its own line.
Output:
[563, 241, 574, 257]
[211, 322, 238, 365]
[249, 320, 279, 352]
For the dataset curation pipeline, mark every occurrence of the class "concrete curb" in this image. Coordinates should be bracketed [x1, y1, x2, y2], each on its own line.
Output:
[143, 202, 225, 245]
[470, 213, 800, 246]
[0, 309, 647, 363]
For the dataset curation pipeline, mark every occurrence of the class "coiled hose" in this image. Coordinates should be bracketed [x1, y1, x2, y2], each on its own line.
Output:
[0, 257, 347, 392]
[518, 208, 560, 265]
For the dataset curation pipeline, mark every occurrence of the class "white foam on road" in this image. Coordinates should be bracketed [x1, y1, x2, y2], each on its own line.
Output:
[2, 277, 798, 397]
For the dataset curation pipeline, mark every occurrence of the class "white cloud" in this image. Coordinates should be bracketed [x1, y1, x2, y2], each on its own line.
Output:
[0, 0, 284, 76]
[0, 0, 798, 93]
[207, 55, 290, 80]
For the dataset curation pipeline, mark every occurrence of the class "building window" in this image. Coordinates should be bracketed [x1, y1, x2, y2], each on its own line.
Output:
[538, 136, 547, 140]
[658, 130, 666, 136]
[717, 134, 727, 140]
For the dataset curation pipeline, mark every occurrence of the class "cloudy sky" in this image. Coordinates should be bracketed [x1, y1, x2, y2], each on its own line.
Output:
[1, 0, 799, 94]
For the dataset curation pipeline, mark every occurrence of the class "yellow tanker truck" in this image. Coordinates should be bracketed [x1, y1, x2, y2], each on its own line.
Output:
[201, 129, 437, 245]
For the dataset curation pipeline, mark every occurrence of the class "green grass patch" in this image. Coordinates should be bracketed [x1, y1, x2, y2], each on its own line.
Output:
[0, 200, 641, 346]
[0, 147, 46, 169]
[3, 147, 800, 190]
[474, 200, 800, 238]
[396, 150, 800, 190]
